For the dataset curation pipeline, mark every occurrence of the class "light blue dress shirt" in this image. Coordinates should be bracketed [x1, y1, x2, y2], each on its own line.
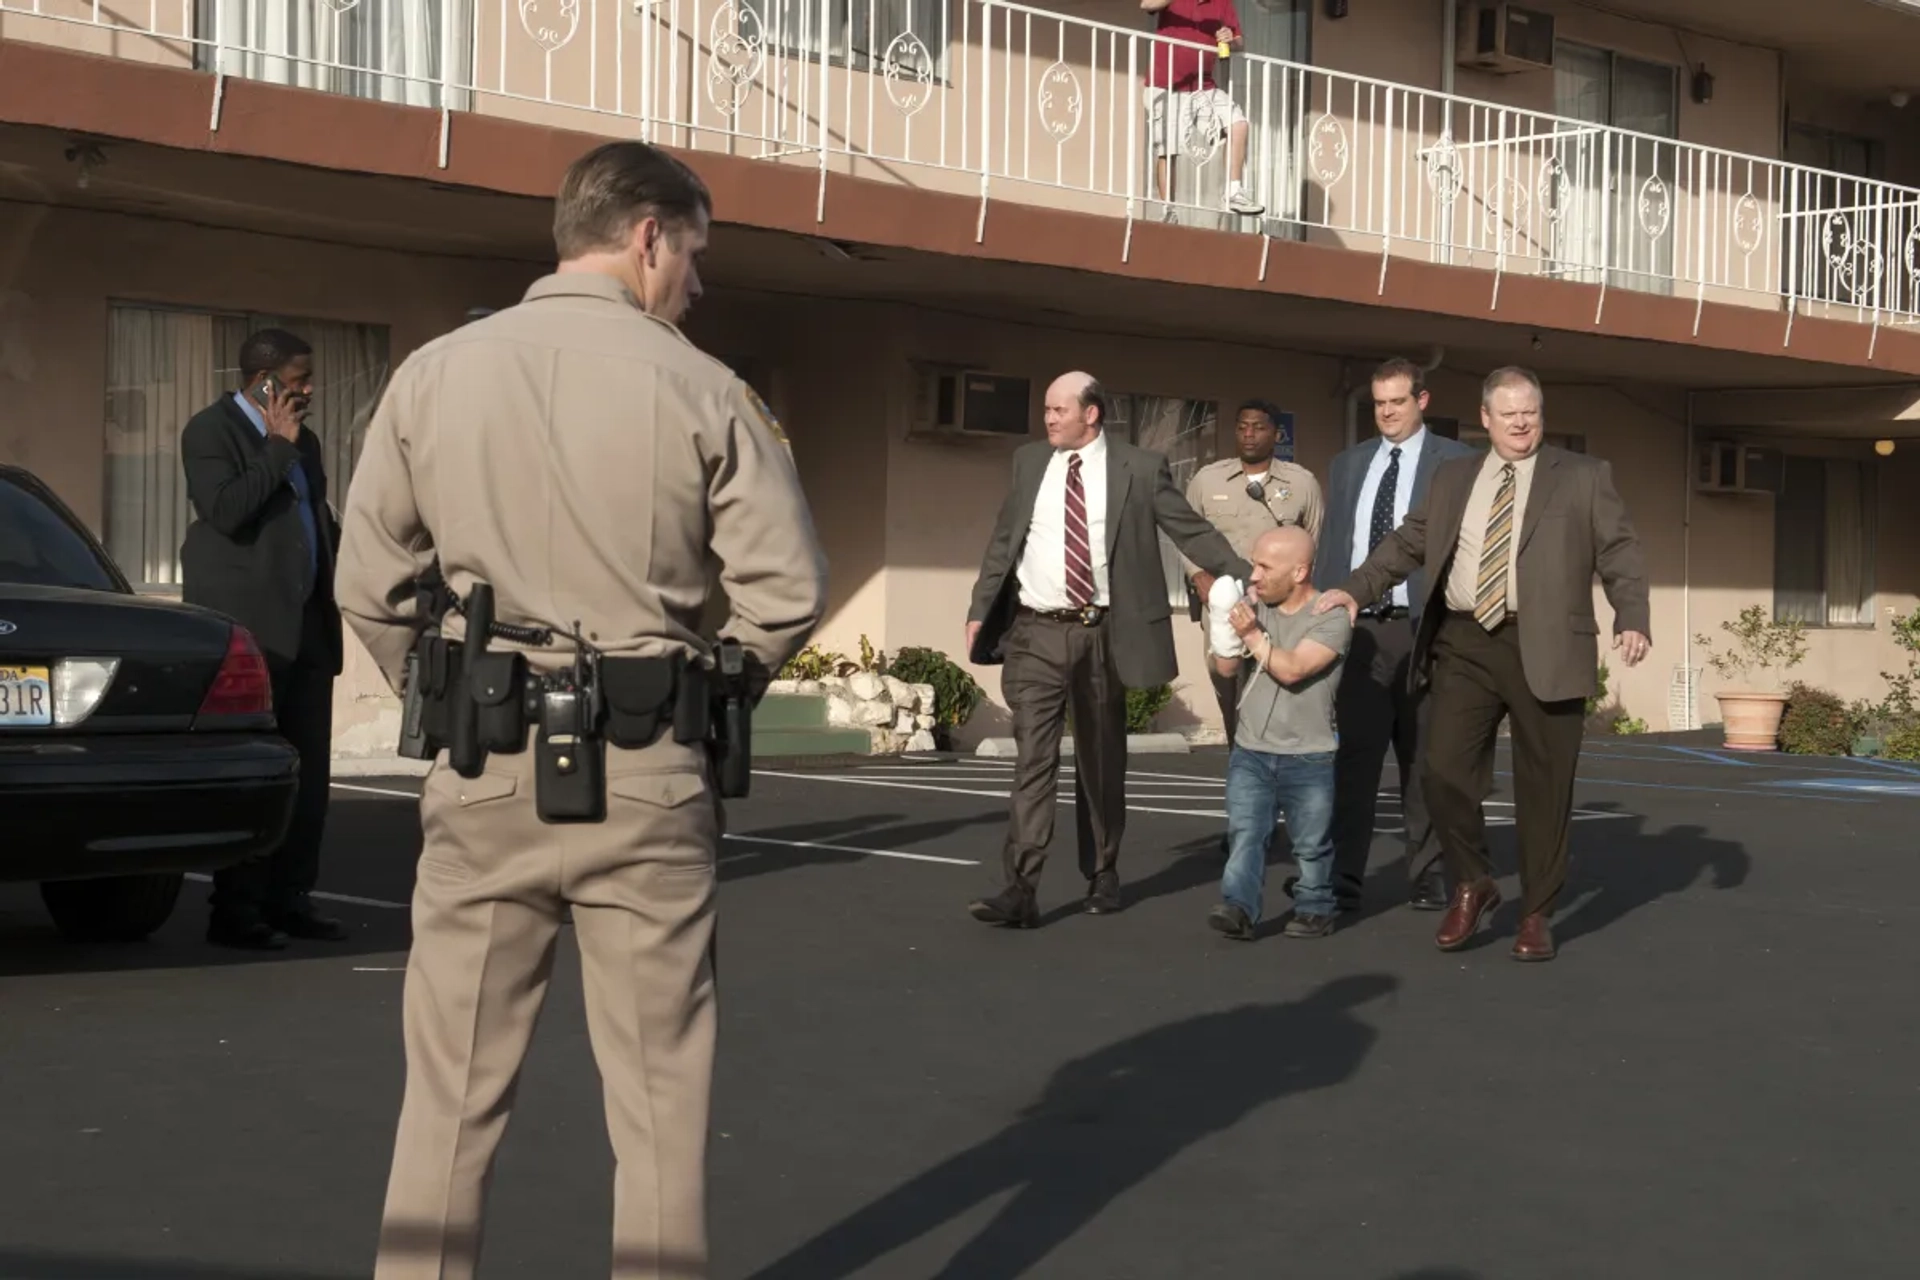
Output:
[1349, 426, 1428, 610]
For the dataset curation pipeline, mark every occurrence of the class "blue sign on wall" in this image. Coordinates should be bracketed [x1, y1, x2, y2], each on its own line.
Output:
[1273, 410, 1296, 463]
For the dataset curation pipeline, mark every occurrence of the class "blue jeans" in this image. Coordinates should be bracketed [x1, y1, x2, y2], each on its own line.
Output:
[1222, 746, 1337, 922]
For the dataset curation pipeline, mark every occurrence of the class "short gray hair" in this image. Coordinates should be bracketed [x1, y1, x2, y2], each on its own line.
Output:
[1481, 365, 1543, 407]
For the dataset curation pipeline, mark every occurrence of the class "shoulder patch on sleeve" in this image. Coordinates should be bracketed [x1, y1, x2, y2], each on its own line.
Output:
[743, 384, 788, 445]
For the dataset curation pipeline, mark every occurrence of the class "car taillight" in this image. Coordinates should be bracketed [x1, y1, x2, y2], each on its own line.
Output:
[199, 625, 273, 717]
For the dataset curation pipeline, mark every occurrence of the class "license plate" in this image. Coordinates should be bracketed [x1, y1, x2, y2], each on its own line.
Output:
[0, 665, 52, 726]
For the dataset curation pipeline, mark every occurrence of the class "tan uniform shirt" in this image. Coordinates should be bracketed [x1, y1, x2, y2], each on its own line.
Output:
[1444, 449, 1538, 615]
[334, 272, 828, 688]
[1180, 457, 1323, 580]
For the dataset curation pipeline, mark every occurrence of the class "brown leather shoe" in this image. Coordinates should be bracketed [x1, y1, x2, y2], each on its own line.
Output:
[1511, 913, 1557, 962]
[1434, 878, 1501, 951]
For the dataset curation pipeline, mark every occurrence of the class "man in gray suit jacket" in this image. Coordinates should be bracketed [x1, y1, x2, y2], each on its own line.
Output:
[1310, 357, 1477, 914]
[1320, 366, 1650, 962]
[965, 371, 1249, 926]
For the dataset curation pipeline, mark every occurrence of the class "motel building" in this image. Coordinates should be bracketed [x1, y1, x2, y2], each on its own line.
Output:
[1, 0, 1917, 762]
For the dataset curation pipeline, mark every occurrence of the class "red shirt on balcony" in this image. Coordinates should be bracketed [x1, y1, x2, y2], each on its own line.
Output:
[1143, 0, 1242, 93]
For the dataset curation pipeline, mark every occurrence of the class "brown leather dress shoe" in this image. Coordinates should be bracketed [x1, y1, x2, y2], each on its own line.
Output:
[1434, 878, 1501, 951]
[1511, 913, 1557, 962]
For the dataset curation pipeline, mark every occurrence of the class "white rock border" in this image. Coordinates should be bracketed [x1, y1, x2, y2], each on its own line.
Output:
[766, 675, 939, 754]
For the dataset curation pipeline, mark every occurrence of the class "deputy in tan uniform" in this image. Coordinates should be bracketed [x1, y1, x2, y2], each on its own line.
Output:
[334, 140, 828, 1280]
[1182, 399, 1322, 742]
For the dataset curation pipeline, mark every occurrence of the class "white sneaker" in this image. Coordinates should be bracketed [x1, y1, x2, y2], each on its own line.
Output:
[1226, 186, 1265, 217]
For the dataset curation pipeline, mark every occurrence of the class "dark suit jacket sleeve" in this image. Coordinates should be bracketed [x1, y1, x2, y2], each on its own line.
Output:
[180, 407, 304, 539]
[1149, 454, 1249, 579]
[1340, 491, 1430, 606]
[968, 449, 1029, 624]
[1590, 460, 1651, 638]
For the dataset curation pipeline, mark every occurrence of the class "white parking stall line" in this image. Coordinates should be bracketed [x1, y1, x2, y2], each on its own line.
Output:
[332, 782, 420, 800]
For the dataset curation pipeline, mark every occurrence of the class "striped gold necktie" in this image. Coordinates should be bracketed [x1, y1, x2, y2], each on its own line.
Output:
[1473, 463, 1516, 630]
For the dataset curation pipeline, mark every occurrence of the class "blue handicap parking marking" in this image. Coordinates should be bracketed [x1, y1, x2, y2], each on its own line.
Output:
[1762, 776, 1920, 797]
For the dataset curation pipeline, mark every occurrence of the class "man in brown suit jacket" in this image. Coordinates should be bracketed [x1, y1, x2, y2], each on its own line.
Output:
[1317, 366, 1649, 962]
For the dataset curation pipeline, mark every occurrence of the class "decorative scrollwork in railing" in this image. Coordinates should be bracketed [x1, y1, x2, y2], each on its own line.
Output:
[1182, 97, 1227, 164]
[881, 31, 934, 117]
[1037, 61, 1082, 143]
[318, 0, 361, 13]
[518, 0, 580, 54]
[1423, 133, 1463, 208]
[1637, 174, 1672, 241]
[1732, 191, 1763, 258]
[705, 1, 766, 116]
[1308, 113, 1349, 187]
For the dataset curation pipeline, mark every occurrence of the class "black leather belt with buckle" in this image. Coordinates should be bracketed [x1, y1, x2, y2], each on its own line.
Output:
[1361, 605, 1410, 621]
[1026, 605, 1108, 626]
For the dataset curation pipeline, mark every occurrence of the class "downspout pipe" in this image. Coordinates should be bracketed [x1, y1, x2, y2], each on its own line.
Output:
[1441, 0, 1457, 97]
[1345, 346, 1446, 449]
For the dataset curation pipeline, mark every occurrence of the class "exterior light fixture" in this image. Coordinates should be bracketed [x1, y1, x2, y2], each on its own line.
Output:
[1874, 439, 1896, 457]
[1692, 66, 1715, 105]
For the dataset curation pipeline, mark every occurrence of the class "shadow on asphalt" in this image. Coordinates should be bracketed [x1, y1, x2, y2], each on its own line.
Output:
[0, 1256, 358, 1279]
[744, 973, 1398, 1279]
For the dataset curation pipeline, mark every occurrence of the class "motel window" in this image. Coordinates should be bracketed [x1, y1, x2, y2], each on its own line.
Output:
[102, 304, 391, 588]
[193, 1, 475, 110]
[780, 0, 951, 82]
[1774, 456, 1876, 628]
[1105, 392, 1219, 609]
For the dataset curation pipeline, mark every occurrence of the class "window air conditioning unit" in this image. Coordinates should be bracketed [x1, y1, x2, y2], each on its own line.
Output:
[1458, 2, 1556, 74]
[1694, 440, 1785, 495]
[910, 365, 1033, 439]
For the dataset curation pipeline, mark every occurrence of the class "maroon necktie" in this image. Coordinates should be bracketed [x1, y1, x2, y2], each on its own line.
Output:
[1065, 453, 1094, 608]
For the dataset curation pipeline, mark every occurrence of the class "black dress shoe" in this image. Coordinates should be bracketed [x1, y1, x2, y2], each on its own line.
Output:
[267, 909, 349, 941]
[1084, 871, 1121, 914]
[1409, 870, 1448, 911]
[968, 886, 1038, 928]
[207, 917, 290, 951]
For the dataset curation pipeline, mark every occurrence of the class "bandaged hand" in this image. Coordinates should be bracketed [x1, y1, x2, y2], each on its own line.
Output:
[1207, 576, 1248, 657]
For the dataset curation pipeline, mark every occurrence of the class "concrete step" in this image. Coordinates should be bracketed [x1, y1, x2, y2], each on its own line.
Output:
[756, 692, 833, 731]
[754, 726, 873, 757]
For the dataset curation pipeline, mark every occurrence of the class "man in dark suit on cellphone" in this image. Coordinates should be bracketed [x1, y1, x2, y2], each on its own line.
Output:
[180, 328, 346, 950]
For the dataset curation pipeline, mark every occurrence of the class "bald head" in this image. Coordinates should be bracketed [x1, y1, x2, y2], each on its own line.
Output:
[1249, 525, 1316, 606]
[1043, 369, 1106, 450]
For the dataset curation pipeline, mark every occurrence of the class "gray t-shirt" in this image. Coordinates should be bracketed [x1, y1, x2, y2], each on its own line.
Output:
[1235, 592, 1352, 756]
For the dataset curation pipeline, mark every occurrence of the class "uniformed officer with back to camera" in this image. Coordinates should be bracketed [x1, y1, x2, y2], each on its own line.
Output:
[333, 139, 828, 1280]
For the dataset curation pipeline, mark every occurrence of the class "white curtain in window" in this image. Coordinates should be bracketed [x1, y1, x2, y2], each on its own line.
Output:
[104, 309, 220, 587]
[1823, 459, 1871, 626]
[238, 314, 392, 508]
[202, 0, 469, 108]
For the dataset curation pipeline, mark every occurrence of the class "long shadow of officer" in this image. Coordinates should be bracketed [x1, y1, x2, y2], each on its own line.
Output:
[749, 973, 1398, 1279]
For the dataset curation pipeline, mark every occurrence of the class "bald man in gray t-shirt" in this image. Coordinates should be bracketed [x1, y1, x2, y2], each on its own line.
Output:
[1208, 526, 1351, 940]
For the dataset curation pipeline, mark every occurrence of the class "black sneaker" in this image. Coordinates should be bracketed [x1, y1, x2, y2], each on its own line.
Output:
[1207, 903, 1255, 941]
[1283, 911, 1337, 939]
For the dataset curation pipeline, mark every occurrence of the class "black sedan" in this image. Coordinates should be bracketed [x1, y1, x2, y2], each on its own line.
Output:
[0, 464, 299, 942]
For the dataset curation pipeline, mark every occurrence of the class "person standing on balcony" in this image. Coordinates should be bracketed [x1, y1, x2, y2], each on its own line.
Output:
[178, 327, 346, 952]
[1141, 0, 1264, 218]
[335, 139, 828, 1278]
[1311, 357, 1478, 915]
[1182, 398, 1321, 745]
[964, 371, 1249, 926]
[1316, 367, 1650, 962]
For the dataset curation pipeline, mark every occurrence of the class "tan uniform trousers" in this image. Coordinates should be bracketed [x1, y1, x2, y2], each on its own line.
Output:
[374, 732, 719, 1280]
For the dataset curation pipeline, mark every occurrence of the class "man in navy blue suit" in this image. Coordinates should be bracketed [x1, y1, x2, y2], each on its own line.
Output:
[1309, 357, 1477, 913]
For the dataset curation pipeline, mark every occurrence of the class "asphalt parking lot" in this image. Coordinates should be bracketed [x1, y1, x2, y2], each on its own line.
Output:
[3, 737, 1918, 1279]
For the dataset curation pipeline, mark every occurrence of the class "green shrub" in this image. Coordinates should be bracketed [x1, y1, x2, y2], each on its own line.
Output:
[1126, 684, 1176, 734]
[884, 646, 984, 731]
[778, 644, 849, 681]
[1779, 683, 1855, 757]
[1585, 660, 1611, 718]
[1613, 716, 1648, 735]
[1883, 720, 1920, 763]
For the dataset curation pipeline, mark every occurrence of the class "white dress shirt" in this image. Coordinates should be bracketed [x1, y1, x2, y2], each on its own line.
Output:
[1017, 430, 1111, 611]
[1350, 426, 1428, 610]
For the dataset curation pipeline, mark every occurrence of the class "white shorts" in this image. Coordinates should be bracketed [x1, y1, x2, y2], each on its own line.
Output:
[1143, 85, 1245, 158]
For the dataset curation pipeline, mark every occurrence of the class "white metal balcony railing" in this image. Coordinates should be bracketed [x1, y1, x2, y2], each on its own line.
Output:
[5, 0, 1919, 337]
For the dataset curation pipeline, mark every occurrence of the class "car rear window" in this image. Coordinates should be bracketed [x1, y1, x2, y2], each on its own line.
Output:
[0, 475, 121, 592]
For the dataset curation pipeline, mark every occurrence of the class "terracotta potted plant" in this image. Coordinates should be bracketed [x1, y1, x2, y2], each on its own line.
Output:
[1693, 605, 1808, 750]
